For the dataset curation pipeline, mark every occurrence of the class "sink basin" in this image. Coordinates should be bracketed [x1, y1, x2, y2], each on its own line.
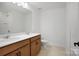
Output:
[0, 34, 29, 42]
[0, 36, 22, 42]
[9, 36, 22, 39]
[9, 34, 29, 38]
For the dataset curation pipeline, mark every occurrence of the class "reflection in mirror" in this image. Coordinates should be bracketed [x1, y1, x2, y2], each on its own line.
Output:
[0, 12, 9, 34]
[0, 2, 32, 35]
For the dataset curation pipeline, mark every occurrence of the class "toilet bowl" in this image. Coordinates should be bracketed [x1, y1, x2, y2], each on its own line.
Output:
[41, 39, 48, 48]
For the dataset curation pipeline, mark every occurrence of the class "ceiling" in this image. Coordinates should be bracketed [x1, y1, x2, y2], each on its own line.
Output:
[0, 2, 66, 14]
[29, 2, 66, 9]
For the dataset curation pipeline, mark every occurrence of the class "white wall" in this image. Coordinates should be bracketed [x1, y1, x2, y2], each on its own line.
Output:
[0, 12, 9, 34]
[28, 3, 66, 48]
[24, 13, 32, 33]
[29, 3, 66, 48]
[40, 8, 66, 47]
[31, 9, 41, 33]
[8, 11, 26, 33]
[66, 2, 79, 55]
[7, 11, 32, 33]
[0, 3, 32, 34]
[28, 4, 41, 33]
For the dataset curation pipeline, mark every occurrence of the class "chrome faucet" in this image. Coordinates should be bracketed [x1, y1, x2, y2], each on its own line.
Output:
[8, 30, 10, 33]
[6, 30, 10, 39]
[5, 35, 9, 38]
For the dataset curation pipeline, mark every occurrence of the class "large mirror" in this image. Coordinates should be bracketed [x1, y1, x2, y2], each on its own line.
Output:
[0, 2, 32, 34]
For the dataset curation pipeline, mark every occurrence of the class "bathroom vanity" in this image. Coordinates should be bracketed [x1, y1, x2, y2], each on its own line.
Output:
[0, 33, 41, 56]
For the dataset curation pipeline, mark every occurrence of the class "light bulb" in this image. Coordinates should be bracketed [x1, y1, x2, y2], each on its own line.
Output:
[12, 2, 29, 9]
[17, 3, 22, 6]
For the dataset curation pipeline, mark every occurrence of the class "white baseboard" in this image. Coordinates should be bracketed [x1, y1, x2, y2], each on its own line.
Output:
[46, 42, 66, 49]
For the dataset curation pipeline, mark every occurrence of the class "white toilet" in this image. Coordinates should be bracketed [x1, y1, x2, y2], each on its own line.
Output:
[41, 39, 48, 48]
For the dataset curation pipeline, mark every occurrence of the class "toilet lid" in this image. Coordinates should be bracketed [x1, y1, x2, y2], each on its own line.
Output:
[41, 40, 48, 42]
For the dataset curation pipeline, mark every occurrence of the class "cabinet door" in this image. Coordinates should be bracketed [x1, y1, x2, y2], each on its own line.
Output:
[20, 44, 30, 56]
[31, 39, 41, 56]
[6, 50, 21, 56]
[31, 41, 37, 56]
[36, 39, 41, 55]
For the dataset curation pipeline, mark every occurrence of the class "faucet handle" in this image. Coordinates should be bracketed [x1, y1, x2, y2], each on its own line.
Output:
[8, 30, 10, 32]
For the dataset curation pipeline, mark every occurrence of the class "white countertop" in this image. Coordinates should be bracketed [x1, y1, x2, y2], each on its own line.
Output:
[0, 33, 40, 48]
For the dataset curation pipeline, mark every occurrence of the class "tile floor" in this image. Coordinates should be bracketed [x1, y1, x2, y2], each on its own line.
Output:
[38, 44, 66, 56]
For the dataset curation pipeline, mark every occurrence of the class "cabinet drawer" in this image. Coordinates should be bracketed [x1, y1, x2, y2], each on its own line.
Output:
[31, 35, 41, 42]
[0, 39, 30, 56]
[6, 44, 30, 56]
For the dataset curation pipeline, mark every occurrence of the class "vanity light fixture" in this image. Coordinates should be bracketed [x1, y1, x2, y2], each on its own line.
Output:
[12, 2, 29, 9]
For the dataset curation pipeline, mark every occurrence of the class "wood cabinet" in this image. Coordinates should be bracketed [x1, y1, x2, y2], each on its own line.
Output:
[31, 35, 41, 56]
[19, 44, 30, 56]
[0, 39, 30, 56]
[0, 35, 41, 56]
[6, 44, 30, 56]
[6, 49, 21, 56]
